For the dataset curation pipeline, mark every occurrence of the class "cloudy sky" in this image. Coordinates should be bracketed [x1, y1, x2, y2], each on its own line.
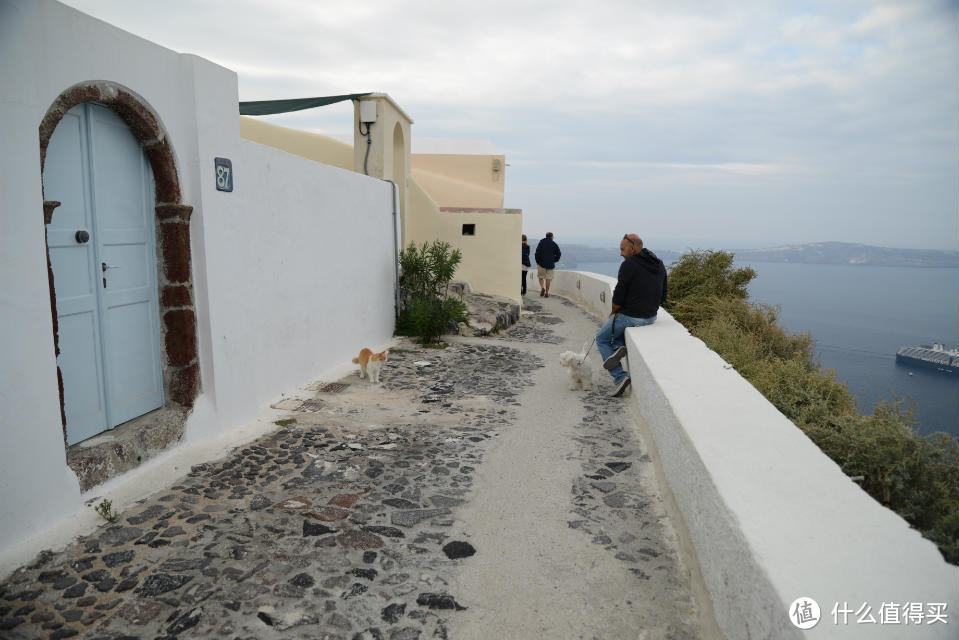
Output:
[61, 0, 958, 251]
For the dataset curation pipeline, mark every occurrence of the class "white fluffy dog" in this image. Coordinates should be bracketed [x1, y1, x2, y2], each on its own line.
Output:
[559, 350, 593, 391]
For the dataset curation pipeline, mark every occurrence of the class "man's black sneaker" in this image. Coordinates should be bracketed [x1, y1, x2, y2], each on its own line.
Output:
[603, 346, 628, 370]
[611, 376, 631, 397]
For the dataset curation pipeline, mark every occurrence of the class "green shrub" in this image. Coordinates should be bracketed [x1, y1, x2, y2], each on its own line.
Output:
[396, 295, 466, 344]
[95, 499, 118, 523]
[397, 240, 465, 344]
[666, 250, 756, 305]
[668, 249, 959, 564]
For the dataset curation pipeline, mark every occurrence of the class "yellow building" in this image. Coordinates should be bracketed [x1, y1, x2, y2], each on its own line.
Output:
[239, 93, 522, 302]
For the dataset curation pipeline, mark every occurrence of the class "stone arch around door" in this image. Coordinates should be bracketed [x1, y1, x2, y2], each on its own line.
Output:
[39, 82, 199, 491]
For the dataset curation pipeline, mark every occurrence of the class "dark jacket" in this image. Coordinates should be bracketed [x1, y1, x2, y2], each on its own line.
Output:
[522, 244, 531, 268]
[612, 248, 667, 318]
[534, 237, 561, 269]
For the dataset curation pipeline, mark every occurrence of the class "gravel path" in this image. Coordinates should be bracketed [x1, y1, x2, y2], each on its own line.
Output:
[0, 294, 705, 639]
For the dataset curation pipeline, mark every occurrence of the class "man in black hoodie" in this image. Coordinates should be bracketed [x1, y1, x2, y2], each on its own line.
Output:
[596, 234, 667, 397]
[534, 232, 561, 298]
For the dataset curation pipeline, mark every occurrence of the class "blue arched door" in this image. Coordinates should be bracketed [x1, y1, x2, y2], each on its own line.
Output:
[44, 102, 164, 445]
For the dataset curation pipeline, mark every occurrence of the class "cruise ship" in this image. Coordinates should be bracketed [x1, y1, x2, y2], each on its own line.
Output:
[895, 343, 959, 375]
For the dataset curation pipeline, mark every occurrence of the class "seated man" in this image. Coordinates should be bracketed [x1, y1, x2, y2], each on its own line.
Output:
[596, 234, 668, 397]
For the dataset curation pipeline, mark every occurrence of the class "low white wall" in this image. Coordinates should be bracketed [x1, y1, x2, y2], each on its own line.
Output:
[525, 269, 615, 317]
[548, 269, 959, 639]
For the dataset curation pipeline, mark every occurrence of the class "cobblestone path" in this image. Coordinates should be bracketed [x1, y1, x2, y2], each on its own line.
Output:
[0, 295, 703, 639]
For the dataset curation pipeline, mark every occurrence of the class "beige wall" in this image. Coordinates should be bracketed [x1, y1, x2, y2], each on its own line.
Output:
[238, 116, 353, 170]
[353, 95, 412, 244]
[408, 180, 522, 302]
[411, 154, 505, 208]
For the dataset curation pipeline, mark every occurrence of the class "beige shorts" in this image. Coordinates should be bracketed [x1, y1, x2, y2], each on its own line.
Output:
[537, 266, 554, 280]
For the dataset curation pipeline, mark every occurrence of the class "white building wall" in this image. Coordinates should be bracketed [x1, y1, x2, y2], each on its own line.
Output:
[0, 0, 395, 565]
[191, 139, 395, 438]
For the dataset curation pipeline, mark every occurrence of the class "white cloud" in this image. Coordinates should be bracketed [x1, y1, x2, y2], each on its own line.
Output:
[58, 0, 958, 249]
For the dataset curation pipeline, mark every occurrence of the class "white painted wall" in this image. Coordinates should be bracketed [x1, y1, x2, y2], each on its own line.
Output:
[525, 269, 614, 316]
[0, 0, 395, 566]
[547, 269, 959, 639]
[190, 140, 395, 439]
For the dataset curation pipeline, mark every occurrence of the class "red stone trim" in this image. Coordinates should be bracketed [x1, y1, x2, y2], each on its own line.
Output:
[43, 200, 61, 225]
[40, 82, 200, 473]
[42, 201, 67, 442]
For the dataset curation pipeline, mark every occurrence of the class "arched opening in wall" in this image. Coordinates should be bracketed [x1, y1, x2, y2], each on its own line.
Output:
[392, 122, 407, 245]
[39, 82, 200, 492]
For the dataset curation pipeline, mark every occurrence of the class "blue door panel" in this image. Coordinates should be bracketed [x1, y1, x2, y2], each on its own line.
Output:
[48, 245, 94, 301]
[102, 243, 150, 290]
[45, 102, 163, 445]
[44, 105, 107, 445]
[90, 104, 163, 427]
[90, 115, 149, 230]
[42, 111, 88, 230]
[56, 311, 107, 441]
[102, 301, 163, 425]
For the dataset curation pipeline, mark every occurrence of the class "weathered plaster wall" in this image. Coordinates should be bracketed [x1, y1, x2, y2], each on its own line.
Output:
[407, 181, 522, 303]
[239, 116, 354, 171]
[546, 268, 959, 639]
[0, 0, 395, 565]
[410, 154, 506, 208]
[352, 95, 412, 244]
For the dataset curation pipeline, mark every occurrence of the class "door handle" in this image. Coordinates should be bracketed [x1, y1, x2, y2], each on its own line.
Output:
[75, 230, 90, 244]
[101, 262, 120, 288]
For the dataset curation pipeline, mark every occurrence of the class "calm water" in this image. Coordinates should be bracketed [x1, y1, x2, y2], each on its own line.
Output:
[573, 260, 959, 437]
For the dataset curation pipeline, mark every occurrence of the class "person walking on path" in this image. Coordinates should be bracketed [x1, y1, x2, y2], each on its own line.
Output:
[534, 232, 561, 298]
[521, 234, 531, 296]
[597, 234, 667, 397]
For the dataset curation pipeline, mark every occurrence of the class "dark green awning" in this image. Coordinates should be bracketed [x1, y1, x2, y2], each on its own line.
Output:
[239, 93, 372, 116]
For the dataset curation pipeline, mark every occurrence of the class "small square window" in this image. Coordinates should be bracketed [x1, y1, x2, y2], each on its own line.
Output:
[462, 224, 476, 236]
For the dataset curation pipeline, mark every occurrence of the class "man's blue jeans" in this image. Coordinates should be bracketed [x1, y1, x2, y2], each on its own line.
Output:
[596, 313, 656, 383]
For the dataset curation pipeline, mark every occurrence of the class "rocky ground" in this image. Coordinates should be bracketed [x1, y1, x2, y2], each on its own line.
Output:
[0, 295, 706, 639]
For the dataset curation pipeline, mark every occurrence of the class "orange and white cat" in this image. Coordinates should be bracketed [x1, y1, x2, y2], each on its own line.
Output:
[352, 348, 389, 383]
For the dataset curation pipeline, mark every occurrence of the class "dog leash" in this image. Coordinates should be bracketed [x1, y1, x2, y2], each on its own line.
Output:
[578, 338, 594, 365]
[578, 311, 617, 364]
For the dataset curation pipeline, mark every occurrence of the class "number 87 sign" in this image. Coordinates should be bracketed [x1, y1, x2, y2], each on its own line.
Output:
[214, 157, 233, 192]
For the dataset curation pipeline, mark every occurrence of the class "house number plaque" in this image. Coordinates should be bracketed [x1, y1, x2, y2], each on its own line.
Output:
[214, 157, 233, 192]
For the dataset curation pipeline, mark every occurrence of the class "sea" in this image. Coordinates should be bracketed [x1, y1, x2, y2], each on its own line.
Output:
[572, 260, 959, 438]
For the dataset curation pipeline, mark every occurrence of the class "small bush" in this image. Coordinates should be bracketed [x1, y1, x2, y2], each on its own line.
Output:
[396, 295, 467, 344]
[95, 499, 118, 523]
[397, 240, 465, 344]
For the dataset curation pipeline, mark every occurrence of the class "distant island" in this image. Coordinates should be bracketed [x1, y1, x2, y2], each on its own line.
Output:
[733, 242, 959, 268]
[531, 240, 958, 270]
[527, 240, 680, 270]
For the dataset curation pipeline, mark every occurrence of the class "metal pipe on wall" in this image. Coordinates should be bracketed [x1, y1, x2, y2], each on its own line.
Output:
[382, 179, 400, 318]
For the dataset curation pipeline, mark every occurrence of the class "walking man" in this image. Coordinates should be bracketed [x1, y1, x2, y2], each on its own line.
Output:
[597, 234, 667, 397]
[534, 232, 561, 298]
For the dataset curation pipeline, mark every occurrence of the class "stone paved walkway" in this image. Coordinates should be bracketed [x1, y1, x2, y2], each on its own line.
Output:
[0, 294, 706, 639]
